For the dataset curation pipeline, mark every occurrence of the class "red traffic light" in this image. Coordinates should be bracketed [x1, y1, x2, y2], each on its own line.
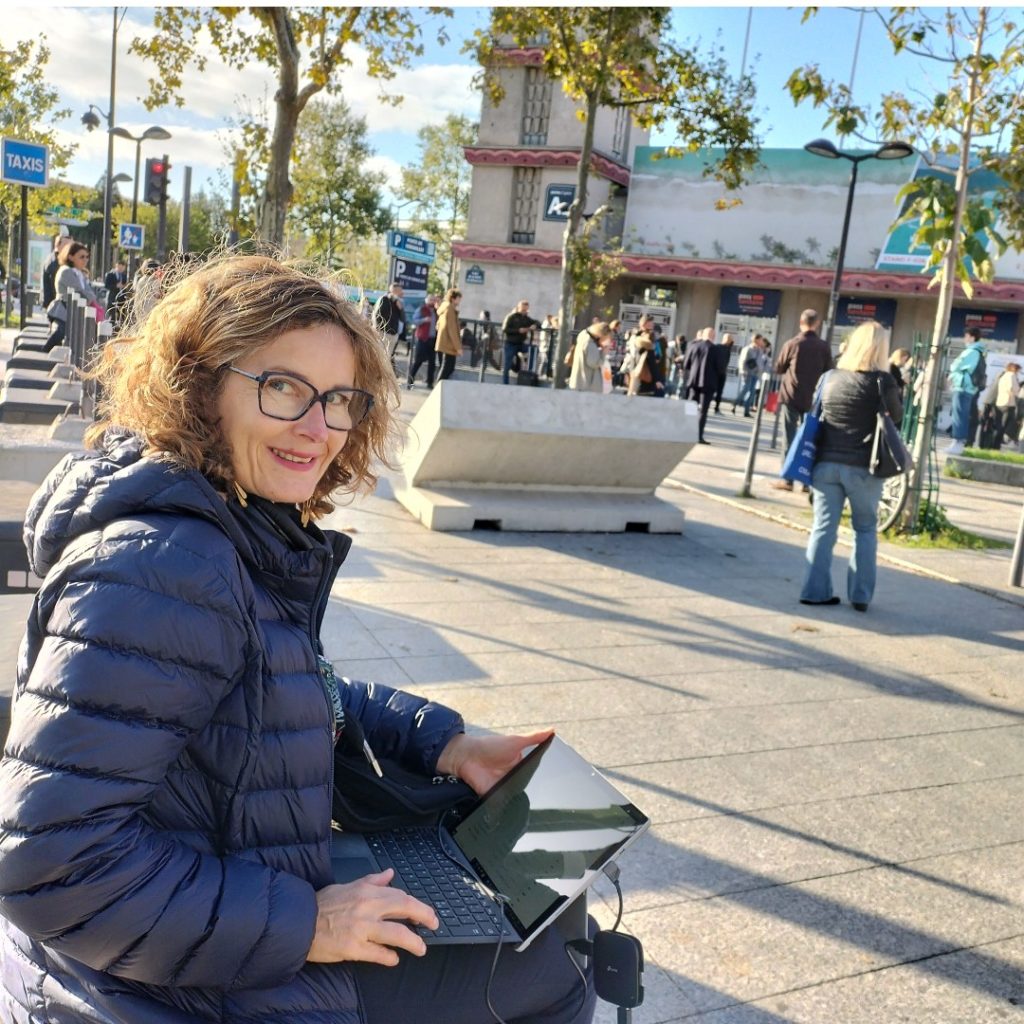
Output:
[151, 161, 165, 175]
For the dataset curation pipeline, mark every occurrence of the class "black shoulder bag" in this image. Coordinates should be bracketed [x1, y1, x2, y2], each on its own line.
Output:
[869, 374, 914, 478]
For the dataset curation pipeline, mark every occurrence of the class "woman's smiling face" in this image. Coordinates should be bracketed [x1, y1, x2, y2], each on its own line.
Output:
[216, 323, 356, 505]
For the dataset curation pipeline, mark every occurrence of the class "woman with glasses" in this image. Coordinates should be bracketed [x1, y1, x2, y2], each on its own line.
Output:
[0, 254, 591, 1024]
[46, 241, 103, 349]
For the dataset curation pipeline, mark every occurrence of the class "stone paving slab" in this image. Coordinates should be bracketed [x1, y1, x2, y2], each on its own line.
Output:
[689, 935, 1024, 1024]
[627, 841, 1024, 1018]
[619, 776, 1024, 912]
[598, 729, 1024, 827]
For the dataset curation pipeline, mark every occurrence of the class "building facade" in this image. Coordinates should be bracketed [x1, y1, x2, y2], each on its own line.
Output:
[454, 44, 1024, 365]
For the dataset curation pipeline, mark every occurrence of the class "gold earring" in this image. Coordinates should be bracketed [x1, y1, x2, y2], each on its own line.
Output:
[232, 481, 249, 508]
[300, 500, 314, 528]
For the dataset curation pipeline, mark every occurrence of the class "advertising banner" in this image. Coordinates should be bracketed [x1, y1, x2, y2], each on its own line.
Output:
[947, 306, 1019, 343]
[875, 154, 1004, 273]
[719, 286, 781, 318]
[835, 296, 897, 329]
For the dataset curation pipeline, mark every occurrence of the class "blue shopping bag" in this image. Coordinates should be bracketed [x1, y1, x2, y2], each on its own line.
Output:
[779, 372, 830, 485]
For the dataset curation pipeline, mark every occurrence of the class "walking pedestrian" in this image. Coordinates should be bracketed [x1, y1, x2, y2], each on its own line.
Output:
[568, 321, 613, 393]
[501, 299, 540, 384]
[371, 283, 405, 372]
[772, 309, 832, 492]
[799, 320, 902, 611]
[406, 294, 438, 390]
[734, 334, 766, 415]
[434, 288, 462, 383]
[712, 333, 735, 413]
[682, 327, 719, 441]
[944, 327, 988, 455]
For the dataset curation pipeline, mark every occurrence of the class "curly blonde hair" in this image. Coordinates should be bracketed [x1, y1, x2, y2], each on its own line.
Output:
[86, 252, 401, 518]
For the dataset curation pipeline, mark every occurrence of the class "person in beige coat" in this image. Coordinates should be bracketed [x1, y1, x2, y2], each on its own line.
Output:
[434, 288, 463, 383]
[569, 321, 612, 393]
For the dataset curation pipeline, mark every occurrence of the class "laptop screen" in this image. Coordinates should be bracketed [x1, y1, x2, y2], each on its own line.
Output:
[449, 735, 649, 940]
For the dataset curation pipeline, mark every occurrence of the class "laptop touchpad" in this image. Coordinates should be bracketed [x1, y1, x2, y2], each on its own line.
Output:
[332, 856, 377, 883]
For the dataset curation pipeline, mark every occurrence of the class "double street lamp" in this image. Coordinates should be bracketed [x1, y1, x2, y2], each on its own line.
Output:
[111, 125, 172, 223]
[110, 125, 172, 276]
[804, 137, 914, 344]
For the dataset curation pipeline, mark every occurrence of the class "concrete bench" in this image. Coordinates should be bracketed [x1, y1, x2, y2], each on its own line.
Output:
[394, 380, 698, 532]
[6, 345, 71, 373]
[0, 386, 79, 424]
[4, 364, 76, 391]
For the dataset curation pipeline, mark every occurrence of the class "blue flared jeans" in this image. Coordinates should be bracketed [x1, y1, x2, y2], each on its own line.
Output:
[801, 461, 884, 606]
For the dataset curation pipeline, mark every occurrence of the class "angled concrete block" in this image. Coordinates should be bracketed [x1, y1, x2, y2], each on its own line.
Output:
[394, 380, 698, 533]
[47, 380, 83, 404]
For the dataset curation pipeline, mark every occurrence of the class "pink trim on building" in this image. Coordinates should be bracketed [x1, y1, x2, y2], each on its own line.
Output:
[494, 47, 545, 66]
[463, 147, 631, 187]
[450, 243, 1024, 302]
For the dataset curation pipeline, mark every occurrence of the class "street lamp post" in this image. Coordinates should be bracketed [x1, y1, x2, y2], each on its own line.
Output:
[79, 7, 123, 275]
[110, 125, 171, 276]
[804, 138, 914, 345]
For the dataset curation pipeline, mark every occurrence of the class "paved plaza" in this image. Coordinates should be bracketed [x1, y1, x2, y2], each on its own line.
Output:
[1, 347, 1022, 1021]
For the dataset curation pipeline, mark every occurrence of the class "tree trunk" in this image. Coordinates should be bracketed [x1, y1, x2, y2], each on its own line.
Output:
[553, 88, 600, 389]
[901, 8, 986, 531]
[257, 9, 301, 248]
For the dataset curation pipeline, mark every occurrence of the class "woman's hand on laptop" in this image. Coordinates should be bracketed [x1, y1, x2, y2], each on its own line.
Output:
[307, 870, 439, 965]
[436, 729, 555, 795]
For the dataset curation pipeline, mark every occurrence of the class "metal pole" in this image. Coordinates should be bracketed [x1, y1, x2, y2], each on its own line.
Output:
[178, 165, 192, 252]
[156, 152, 168, 260]
[129, 139, 142, 280]
[823, 157, 860, 347]
[101, 7, 118, 275]
[19, 185, 29, 329]
[1010, 497, 1024, 588]
[740, 372, 771, 496]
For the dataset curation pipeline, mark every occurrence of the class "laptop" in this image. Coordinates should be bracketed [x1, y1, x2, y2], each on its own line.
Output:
[331, 734, 649, 952]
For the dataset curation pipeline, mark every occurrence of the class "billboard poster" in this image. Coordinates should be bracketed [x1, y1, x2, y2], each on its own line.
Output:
[835, 296, 897, 329]
[875, 154, 1004, 273]
[947, 306, 1019, 343]
[719, 286, 781, 318]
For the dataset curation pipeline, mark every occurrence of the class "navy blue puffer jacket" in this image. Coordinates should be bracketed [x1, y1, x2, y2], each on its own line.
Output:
[0, 434, 464, 1023]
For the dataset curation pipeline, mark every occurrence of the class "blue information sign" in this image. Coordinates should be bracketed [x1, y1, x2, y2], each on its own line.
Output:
[119, 223, 145, 251]
[388, 230, 436, 266]
[543, 184, 575, 221]
[465, 264, 485, 285]
[1, 137, 49, 188]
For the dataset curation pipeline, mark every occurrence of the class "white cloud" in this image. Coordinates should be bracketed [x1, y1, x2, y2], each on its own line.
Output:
[365, 155, 404, 193]
[5, 8, 482, 194]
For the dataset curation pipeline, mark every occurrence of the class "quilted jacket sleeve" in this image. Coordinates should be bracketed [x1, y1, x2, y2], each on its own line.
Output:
[0, 523, 318, 991]
[339, 677, 464, 776]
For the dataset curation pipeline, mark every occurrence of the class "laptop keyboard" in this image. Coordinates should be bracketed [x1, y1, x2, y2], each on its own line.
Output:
[366, 827, 509, 940]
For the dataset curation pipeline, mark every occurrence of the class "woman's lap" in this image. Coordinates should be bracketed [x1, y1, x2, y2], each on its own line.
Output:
[354, 918, 596, 1024]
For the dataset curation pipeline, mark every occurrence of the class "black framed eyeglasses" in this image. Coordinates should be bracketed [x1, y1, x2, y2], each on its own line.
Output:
[227, 367, 374, 431]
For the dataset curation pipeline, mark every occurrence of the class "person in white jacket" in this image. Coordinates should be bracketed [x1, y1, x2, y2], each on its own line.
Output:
[568, 322, 613, 392]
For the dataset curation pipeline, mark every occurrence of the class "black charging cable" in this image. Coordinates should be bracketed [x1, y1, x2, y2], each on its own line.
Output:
[434, 817, 513, 1024]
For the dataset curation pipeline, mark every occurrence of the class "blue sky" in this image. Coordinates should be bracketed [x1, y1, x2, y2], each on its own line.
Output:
[5, 6, 971, 203]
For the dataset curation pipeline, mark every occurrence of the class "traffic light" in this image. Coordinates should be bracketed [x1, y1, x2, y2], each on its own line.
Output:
[144, 157, 169, 205]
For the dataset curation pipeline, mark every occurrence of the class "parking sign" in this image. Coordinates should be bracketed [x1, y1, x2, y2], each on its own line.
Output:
[119, 223, 145, 251]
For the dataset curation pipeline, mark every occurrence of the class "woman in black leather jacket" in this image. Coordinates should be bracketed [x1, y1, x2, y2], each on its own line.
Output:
[800, 320, 902, 612]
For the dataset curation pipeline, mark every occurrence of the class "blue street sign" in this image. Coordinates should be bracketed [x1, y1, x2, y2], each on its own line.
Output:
[465, 264, 485, 285]
[392, 257, 429, 291]
[119, 223, 145, 251]
[1, 137, 49, 188]
[543, 184, 575, 221]
[388, 230, 436, 266]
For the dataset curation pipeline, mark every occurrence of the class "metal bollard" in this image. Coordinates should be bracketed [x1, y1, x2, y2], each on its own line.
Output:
[1010, 497, 1024, 588]
[740, 372, 772, 497]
